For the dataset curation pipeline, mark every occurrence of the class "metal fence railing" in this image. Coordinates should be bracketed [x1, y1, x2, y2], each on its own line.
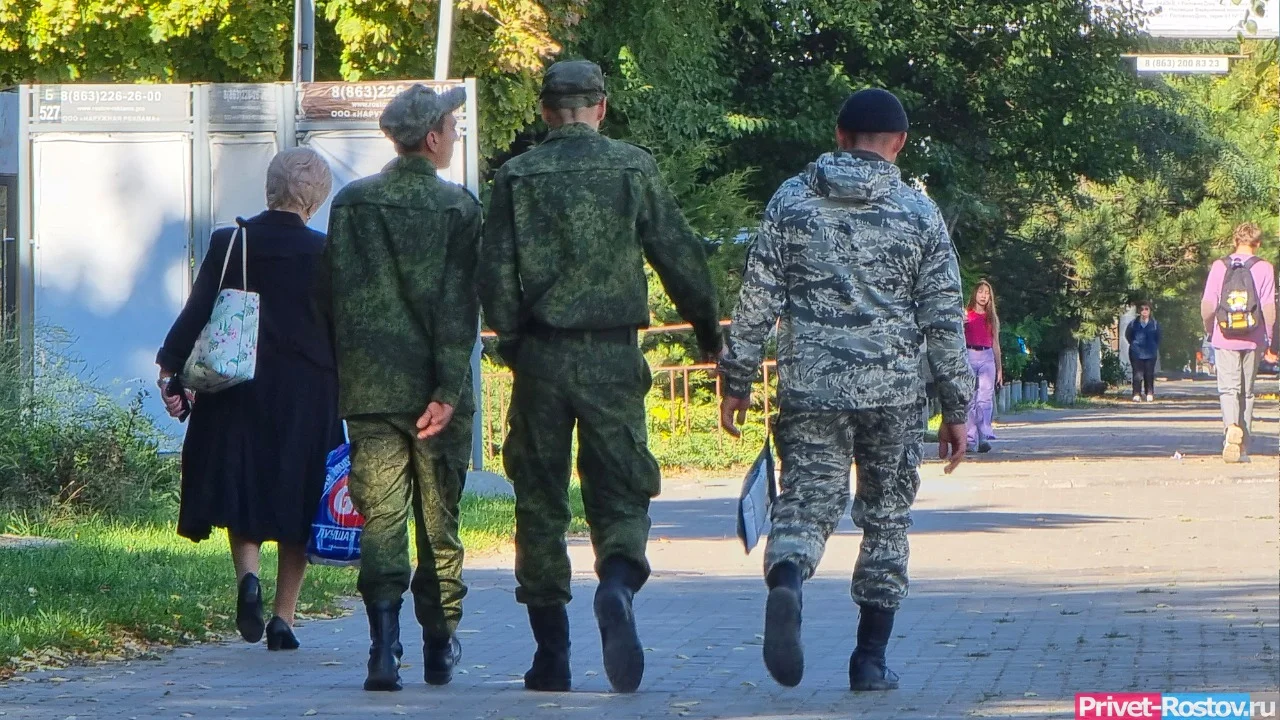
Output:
[476, 360, 781, 468]
[474, 322, 781, 467]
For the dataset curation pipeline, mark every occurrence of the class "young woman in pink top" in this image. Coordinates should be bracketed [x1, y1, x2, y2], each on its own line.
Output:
[964, 281, 1002, 453]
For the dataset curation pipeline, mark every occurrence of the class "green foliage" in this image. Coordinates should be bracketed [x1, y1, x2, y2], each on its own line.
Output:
[322, 0, 590, 156]
[0, 334, 179, 517]
[0, 1, 296, 84]
[1100, 346, 1125, 388]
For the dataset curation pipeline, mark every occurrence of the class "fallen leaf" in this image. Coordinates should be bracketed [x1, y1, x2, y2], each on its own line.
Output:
[304, 711, 318, 717]
[676, 654, 690, 660]
[1025, 692, 1038, 698]
[538, 703, 559, 709]
[584, 671, 598, 677]
[742, 681, 757, 688]
[321, 661, 342, 666]
[671, 701, 701, 709]
[197, 684, 212, 690]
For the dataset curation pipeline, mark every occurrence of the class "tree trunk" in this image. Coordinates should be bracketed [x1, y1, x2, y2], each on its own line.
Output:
[1117, 308, 1136, 378]
[1080, 337, 1105, 395]
[1081, 338, 1102, 384]
[1056, 346, 1080, 405]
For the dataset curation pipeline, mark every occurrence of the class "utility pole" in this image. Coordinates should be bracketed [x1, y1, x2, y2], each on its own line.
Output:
[434, 0, 455, 81]
[293, 0, 316, 82]
[430, 0, 483, 471]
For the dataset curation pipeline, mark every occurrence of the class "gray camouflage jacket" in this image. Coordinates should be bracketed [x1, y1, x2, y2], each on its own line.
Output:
[719, 151, 975, 423]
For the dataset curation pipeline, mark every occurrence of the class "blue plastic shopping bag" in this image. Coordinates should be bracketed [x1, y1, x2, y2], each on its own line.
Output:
[307, 443, 364, 566]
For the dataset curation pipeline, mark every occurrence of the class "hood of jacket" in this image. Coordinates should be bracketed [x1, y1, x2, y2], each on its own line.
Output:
[803, 151, 902, 203]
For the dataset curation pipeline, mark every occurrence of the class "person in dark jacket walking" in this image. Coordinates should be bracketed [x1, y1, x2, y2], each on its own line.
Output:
[1125, 302, 1161, 402]
[157, 147, 343, 652]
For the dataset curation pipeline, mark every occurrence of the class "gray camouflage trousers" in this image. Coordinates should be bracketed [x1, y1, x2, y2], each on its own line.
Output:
[764, 403, 923, 612]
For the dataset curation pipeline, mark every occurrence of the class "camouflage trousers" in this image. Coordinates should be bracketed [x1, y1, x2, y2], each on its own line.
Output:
[764, 403, 923, 612]
[346, 411, 471, 639]
[504, 334, 661, 607]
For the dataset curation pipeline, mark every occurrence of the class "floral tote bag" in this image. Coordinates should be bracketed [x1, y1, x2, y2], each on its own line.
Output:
[181, 226, 260, 393]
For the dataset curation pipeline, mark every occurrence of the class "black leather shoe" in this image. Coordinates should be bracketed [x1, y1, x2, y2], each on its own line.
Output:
[595, 557, 645, 693]
[266, 616, 300, 651]
[849, 604, 900, 691]
[235, 574, 265, 644]
[524, 605, 571, 692]
[424, 635, 462, 686]
[763, 561, 804, 687]
[364, 600, 404, 692]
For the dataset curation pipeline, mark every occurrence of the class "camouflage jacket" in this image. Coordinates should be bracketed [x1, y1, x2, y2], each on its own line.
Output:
[317, 154, 481, 418]
[719, 151, 974, 423]
[478, 123, 722, 357]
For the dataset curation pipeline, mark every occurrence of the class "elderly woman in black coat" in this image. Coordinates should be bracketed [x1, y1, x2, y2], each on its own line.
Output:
[156, 147, 342, 651]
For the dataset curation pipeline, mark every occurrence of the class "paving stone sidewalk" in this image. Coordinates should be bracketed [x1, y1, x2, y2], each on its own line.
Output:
[2, 380, 1277, 719]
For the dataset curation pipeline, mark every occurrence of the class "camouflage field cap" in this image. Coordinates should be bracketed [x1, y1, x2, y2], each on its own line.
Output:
[540, 60, 607, 109]
[379, 84, 466, 149]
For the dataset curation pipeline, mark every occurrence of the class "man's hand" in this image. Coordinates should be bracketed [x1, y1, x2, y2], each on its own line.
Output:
[936, 423, 967, 475]
[416, 402, 455, 440]
[1267, 350, 1279, 365]
[704, 345, 729, 365]
[720, 394, 751, 438]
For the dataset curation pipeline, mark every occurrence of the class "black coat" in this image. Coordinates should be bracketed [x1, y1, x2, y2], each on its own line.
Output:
[158, 210, 342, 544]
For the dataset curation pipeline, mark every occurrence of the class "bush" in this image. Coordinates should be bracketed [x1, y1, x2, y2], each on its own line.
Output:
[1100, 346, 1125, 387]
[0, 334, 179, 517]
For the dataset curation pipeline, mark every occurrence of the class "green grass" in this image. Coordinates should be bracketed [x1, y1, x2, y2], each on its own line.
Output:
[0, 487, 586, 675]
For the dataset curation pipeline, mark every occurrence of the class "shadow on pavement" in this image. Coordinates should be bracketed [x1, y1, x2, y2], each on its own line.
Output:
[647, 498, 1124, 541]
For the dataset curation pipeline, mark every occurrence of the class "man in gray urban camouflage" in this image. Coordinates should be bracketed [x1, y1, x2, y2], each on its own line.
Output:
[718, 88, 974, 691]
[479, 59, 723, 694]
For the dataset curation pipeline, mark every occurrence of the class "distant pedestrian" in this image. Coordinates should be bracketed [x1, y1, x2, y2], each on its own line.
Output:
[718, 87, 973, 692]
[1125, 302, 1161, 402]
[1199, 222, 1276, 463]
[964, 280, 1001, 454]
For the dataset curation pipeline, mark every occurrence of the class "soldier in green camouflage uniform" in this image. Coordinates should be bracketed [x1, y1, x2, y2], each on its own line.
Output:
[316, 84, 479, 692]
[478, 60, 722, 694]
[718, 88, 974, 691]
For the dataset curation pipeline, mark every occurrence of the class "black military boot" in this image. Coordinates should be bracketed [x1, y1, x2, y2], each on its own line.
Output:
[424, 634, 462, 686]
[363, 600, 404, 692]
[849, 604, 900, 691]
[594, 556, 645, 693]
[762, 561, 804, 687]
[524, 605, 571, 692]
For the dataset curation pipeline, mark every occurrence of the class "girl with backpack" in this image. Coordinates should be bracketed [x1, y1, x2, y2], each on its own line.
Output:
[1199, 222, 1277, 463]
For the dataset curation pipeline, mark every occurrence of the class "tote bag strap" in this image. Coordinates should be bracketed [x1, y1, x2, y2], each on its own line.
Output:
[216, 225, 249, 291]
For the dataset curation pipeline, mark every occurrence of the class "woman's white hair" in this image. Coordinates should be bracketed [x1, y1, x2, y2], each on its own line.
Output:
[265, 147, 333, 213]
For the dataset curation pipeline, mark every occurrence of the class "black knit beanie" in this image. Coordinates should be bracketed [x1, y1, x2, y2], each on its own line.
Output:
[837, 88, 909, 133]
